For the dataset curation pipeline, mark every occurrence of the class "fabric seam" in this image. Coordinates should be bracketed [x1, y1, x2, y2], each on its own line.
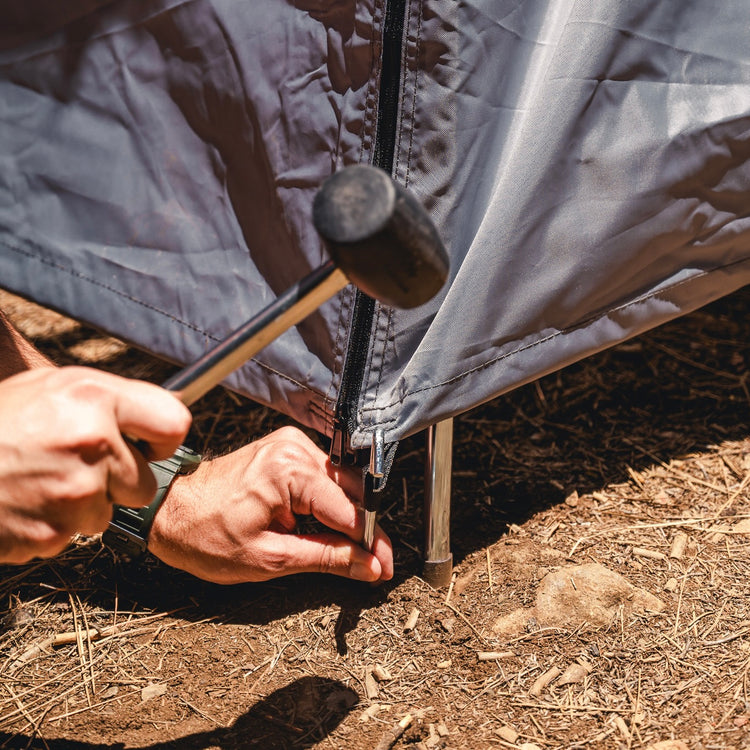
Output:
[0, 237, 325, 397]
[359, 259, 750, 418]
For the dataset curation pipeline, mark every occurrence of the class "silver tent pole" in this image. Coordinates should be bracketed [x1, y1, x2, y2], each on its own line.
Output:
[423, 418, 454, 587]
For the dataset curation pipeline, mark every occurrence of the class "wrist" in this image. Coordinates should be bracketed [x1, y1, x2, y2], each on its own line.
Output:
[103, 445, 202, 557]
[148, 457, 215, 564]
[147, 468, 190, 558]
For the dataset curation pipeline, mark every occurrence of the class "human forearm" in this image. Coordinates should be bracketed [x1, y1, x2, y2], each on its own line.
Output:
[0, 309, 54, 378]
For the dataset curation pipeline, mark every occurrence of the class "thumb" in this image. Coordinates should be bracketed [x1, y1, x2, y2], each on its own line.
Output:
[262, 532, 383, 582]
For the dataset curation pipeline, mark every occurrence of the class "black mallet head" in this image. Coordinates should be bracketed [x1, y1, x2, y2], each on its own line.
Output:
[312, 164, 450, 309]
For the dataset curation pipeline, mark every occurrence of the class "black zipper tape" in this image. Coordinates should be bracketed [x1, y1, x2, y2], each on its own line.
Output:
[330, 0, 407, 466]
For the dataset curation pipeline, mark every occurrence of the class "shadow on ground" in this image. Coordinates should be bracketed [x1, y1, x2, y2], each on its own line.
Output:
[0, 677, 357, 750]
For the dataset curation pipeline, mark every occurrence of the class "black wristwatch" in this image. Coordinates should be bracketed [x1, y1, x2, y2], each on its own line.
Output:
[103, 445, 202, 557]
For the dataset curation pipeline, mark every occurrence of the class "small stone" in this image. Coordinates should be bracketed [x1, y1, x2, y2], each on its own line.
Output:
[708, 525, 731, 543]
[558, 662, 590, 685]
[496, 725, 519, 743]
[372, 664, 393, 682]
[653, 490, 672, 505]
[4, 609, 34, 629]
[425, 724, 441, 748]
[140, 683, 167, 702]
[494, 563, 665, 636]
[438, 616, 456, 633]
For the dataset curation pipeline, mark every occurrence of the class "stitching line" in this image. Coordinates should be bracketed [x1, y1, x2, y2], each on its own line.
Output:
[358, 0, 385, 165]
[358, 261, 750, 416]
[393, 0, 413, 181]
[403, 0, 422, 189]
[0, 237, 324, 396]
[362, 0, 418, 419]
[1, 237, 207, 334]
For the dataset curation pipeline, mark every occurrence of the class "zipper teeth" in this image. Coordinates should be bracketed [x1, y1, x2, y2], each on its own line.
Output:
[333, 0, 406, 447]
[373, 0, 407, 172]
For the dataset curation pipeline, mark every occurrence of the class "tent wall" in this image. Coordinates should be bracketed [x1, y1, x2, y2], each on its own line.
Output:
[2, 1, 750, 449]
[349, 0, 750, 446]
[0, 0, 378, 437]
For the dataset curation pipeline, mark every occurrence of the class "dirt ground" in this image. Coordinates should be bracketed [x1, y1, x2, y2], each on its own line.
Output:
[1, 286, 750, 750]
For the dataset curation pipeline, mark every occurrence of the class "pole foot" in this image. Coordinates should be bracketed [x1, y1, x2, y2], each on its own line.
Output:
[422, 554, 453, 588]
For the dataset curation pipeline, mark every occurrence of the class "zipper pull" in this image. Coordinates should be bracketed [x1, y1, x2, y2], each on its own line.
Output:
[329, 419, 346, 466]
[329, 418, 360, 466]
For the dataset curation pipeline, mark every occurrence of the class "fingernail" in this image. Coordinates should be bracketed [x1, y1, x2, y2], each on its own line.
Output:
[350, 561, 376, 581]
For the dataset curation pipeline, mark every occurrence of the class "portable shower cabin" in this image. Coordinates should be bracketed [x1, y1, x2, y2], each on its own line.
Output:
[3, 1, 750, 585]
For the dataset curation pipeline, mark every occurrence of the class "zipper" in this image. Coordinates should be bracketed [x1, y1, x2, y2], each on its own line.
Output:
[330, 0, 407, 465]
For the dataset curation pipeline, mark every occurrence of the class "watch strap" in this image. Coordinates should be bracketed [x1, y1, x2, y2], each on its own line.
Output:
[103, 445, 201, 557]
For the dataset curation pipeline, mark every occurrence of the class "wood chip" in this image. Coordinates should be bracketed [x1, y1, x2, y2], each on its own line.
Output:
[373, 713, 413, 750]
[477, 651, 515, 661]
[613, 714, 630, 739]
[627, 466, 645, 489]
[451, 569, 475, 597]
[632, 547, 667, 561]
[365, 669, 380, 700]
[529, 665, 561, 697]
[360, 704, 384, 722]
[669, 532, 688, 559]
[404, 608, 420, 632]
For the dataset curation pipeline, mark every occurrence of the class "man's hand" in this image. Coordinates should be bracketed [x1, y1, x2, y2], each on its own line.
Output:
[148, 426, 394, 585]
[0, 367, 191, 563]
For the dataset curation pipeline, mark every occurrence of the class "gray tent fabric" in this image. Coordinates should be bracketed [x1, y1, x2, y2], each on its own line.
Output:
[2, 1, 750, 451]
